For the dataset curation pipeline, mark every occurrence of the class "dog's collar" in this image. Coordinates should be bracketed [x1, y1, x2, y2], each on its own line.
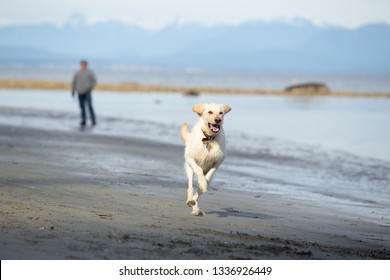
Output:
[202, 131, 216, 143]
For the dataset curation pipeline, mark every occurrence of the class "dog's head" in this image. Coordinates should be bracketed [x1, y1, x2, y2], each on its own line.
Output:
[192, 103, 232, 135]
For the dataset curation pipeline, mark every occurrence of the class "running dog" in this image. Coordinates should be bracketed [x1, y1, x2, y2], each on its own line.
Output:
[180, 103, 232, 215]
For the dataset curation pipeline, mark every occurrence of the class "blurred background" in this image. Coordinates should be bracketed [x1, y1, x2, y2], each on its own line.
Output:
[0, 0, 389, 92]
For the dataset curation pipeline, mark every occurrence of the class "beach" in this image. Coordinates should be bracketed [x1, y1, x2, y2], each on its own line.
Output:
[0, 89, 389, 259]
[1, 124, 389, 260]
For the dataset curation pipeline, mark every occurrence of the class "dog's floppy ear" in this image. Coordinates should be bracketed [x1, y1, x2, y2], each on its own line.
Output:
[192, 104, 205, 116]
[224, 105, 232, 114]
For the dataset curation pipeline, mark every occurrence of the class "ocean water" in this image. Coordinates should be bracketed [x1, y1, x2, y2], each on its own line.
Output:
[1, 65, 390, 93]
[1, 90, 390, 162]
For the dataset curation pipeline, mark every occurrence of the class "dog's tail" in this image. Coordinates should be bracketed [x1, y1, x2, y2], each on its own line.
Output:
[180, 122, 188, 145]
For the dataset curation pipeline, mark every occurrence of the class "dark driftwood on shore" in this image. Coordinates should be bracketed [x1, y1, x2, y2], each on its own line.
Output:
[285, 82, 330, 94]
[183, 89, 200, 96]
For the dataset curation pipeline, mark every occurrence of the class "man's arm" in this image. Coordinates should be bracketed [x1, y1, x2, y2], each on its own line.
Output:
[71, 73, 77, 96]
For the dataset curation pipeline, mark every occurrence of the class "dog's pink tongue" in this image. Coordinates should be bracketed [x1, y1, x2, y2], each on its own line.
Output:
[211, 125, 220, 133]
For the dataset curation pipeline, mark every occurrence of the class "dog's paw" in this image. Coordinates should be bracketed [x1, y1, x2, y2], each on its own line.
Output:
[186, 199, 196, 207]
[191, 209, 204, 216]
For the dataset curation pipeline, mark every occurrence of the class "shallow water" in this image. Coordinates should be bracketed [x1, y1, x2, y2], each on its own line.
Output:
[1, 89, 389, 161]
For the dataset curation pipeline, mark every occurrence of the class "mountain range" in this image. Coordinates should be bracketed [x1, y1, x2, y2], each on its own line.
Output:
[0, 18, 389, 74]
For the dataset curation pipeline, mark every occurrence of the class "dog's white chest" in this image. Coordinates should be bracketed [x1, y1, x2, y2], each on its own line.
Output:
[194, 141, 225, 172]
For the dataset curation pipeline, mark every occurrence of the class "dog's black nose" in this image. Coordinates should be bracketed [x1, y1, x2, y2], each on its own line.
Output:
[215, 117, 221, 123]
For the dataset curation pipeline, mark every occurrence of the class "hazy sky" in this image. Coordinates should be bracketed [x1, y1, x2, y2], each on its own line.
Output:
[1, 0, 389, 28]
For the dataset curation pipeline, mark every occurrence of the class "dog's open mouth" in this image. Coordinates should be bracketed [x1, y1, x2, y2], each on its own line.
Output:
[208, 123, 220, 133]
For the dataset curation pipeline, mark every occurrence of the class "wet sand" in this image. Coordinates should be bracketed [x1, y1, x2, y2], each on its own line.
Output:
[1, 123, 389, 260]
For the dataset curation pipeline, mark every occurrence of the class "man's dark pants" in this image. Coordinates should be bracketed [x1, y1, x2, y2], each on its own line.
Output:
[78, 92, 96, 125]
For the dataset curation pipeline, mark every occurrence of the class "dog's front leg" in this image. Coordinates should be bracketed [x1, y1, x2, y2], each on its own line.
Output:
[185, 162, 195, 206]
[185, 159, 206, 207]
[186, 159, 207, 215]
[187, 159, 208, 193]
[205, 166, 219, 183]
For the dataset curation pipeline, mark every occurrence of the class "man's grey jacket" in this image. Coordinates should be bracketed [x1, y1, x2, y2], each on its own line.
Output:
[72, 69, 97, 95]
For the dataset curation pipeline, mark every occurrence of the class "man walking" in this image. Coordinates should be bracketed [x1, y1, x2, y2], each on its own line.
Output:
[72, 60, 97, 127]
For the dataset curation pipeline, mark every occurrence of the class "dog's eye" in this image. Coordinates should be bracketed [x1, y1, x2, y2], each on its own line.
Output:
[208, 111, 213, 114]
[219, 112, 223, 115]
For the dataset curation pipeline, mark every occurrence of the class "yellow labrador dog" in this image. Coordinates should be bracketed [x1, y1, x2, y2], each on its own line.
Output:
[181, 103, 232, 215]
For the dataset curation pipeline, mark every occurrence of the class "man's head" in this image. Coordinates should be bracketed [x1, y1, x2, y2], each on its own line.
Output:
[80, 60, 88, 70]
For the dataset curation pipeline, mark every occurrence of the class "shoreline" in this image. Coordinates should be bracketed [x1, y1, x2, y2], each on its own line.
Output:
[1, 79, 390, 98]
